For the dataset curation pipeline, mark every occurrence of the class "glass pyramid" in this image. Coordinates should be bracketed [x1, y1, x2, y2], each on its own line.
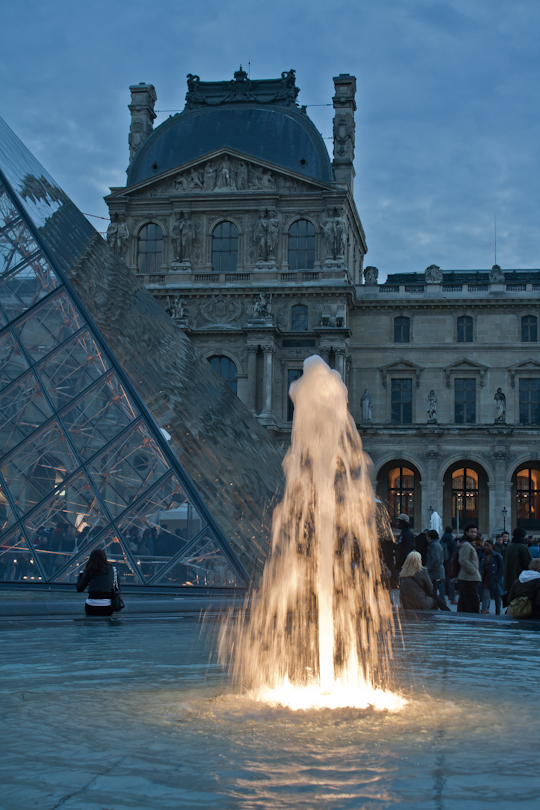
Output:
[0, 118, 249, 589]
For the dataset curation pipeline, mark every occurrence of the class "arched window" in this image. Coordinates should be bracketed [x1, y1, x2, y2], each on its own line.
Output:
[394, 316, 410, 343]
[516, 468, 540, 529]
[137, 224, 163, 274]
[451, 467, 478, 528]
[521, 315, 538, 342]
[212, 222, 238, 273]
[288, 219, 315, 270]
[457, 315, 473, 343]
[208, 355, 237, 394]
[388, 467, 415, 527]
[291, 304, 308, 331]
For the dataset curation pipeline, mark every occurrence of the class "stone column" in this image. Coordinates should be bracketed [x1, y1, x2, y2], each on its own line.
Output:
[261, 347, 274, 416]
[128, 83, 157, 164]
[247, 346, 258, 413]
[423, 450, 442, 530]
[332, 74, 356, 190]
[334, 349, 347, 381]
[490, 451, 509, 534]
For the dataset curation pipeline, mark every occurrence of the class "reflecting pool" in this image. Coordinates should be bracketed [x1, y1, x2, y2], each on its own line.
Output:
[1, 615, 539, 809]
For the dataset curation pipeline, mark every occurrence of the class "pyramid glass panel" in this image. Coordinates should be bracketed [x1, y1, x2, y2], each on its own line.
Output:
[0, 116, 253, 589]
[0, 254, 59, 321]
[116, 473, 202, 580]
[156, 532, 243, 587]
[24, 471, 108, 579]
[0, 527, 43, 582]
[0, 330, 29, 390]
[0, 372, 53, 457]
[54, 531, 141, 585]
[38, 328, 110, 409]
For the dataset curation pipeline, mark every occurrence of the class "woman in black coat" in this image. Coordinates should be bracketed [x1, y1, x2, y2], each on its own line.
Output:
[77, 549, 115, 616]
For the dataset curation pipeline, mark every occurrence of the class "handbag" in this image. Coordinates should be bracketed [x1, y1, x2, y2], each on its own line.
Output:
[508, 595, 532, 619]
[111, 566, 125, 613]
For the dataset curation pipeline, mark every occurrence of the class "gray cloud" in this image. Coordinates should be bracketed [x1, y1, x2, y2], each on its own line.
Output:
[2, 0, 539, 276]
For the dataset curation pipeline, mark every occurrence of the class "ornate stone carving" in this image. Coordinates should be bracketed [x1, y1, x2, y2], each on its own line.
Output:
[364, 266, 378, 285]
[425, 264, 442, 284]
[106, 213, 129, 257]
[494, 388, 506, 423]
[253, 292, 272, 319]
[490, 264, 504, 283]
[333, 112, 354, 162]
[493, 450, 507, 461]
[166, 295, 188, 323]
[171, 212, 193, 263]
[198, 295, 243, 325]
[170, 155, 312, 195]
[425, 450, 440, 460]
[184, 67, 300, 111]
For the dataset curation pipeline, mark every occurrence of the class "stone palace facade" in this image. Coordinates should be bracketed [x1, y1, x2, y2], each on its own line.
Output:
[104, 68, 540, 537]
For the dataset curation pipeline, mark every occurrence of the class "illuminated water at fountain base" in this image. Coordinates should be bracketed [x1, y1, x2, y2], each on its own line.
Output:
[252, 676, 407, 712]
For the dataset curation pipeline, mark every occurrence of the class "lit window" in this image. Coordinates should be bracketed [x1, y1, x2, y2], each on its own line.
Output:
[451, 467, 478, 527]
[457, 316, 473, 343]
[212, 222, 238, 273]
[288, 220, 315, 270]
[208, 355, 237, 394]
[391, 379, 412, 424]
[516, 468, 540, 528]
[521, 316, 538, 343]
[137, 224, 163, 274]
[394, 317, 410, 343]
[291, 305, 308, 331]
[455, 379, 476, 424]
[519, 379, 540, 424]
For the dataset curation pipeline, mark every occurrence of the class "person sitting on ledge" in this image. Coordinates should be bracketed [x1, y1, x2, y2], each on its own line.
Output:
[77, 549, 115, 616]
[399, 551, 450, 611]
[507, 559, 540, 618]
[504, 527, 532, 595]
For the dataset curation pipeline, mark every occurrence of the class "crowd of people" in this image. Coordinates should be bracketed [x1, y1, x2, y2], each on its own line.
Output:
[393, 513, 540, 618]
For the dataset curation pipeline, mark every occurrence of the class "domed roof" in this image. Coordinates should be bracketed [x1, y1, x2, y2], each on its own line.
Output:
[127, 70, 333, 186]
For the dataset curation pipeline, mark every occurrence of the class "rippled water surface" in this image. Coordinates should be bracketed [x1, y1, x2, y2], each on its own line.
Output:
[1, 615, 538, 809]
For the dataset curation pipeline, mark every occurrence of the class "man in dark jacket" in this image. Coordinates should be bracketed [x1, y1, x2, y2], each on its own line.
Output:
[456, 523, 481, 613]
[395, 514, 415, 570]
[414, 530, 429, 566]
[477, 538, 504, 614]
[441, 526, 457, 603]
[504, 527, 532, 594]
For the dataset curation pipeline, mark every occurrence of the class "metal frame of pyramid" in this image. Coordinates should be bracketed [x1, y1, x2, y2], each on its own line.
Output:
[0, 118, 251, 590]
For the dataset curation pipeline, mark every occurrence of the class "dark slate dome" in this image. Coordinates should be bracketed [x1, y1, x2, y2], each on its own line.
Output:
[127, 70, 332, 186]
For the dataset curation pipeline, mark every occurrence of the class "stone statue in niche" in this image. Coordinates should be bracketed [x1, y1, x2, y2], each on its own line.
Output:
[490, 264, 504, 283]
[253, 292, 272, 319]
[360, 389, 372, 423]
[425, 264, 442, 284]
[254, 210, 279, 262]
[166, 295, 186, 321]
[171, 213, 193, 263]
[266, 212, 279, 260]
[494, 388, 506, 423]
[427, 390, 438, 422]
[321, 209, 347, 260]
[106, 213, 129, 257]
[364, 266, 378, 285]
[203, 162, 216, 192]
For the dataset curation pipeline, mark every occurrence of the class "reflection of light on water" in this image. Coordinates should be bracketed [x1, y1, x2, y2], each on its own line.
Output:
[219, 356, 406, 713]
[253, 676, 407, 712]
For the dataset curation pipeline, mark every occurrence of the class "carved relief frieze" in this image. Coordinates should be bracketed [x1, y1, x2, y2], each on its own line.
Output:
[196, 295, 244, 326]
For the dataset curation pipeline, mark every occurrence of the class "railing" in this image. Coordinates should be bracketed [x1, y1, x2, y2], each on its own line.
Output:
[194, 273, 220, 282]
[378, 285, 399, 293]
[281, 272, 297, 282]
[302, 272, 319, 281]
[405, 285, 425, 293]
[533, 284, 540, 291]
[468, 284, 488, 292]
[506, 284, 526, 292]
[225, 273, 250, 283]
[443, 285, 462, 292]
[149, 275, 165, 283]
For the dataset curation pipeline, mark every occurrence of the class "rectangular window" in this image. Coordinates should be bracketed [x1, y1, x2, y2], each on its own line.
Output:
[522, 316, 538, 343]
[457, 316, 473, 343]
[394, 317, 410, 343]
[455, 378, 476, 424]
[519, 378, 540, 425]
[391, 378, 412, 424]
[287, 369, 303, 421]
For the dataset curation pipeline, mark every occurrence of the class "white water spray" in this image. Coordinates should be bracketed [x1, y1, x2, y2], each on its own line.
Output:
[219, 356, 404, 711]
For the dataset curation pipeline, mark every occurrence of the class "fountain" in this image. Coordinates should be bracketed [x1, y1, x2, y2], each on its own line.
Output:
[219, 356, 405, 711]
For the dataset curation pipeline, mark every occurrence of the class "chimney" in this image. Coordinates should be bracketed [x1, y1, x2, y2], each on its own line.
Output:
[332, 74, 356, 190]
[128, 83, 157, 165]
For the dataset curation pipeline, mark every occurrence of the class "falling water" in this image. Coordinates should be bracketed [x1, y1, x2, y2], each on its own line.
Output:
[219, 356, 404, 711]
